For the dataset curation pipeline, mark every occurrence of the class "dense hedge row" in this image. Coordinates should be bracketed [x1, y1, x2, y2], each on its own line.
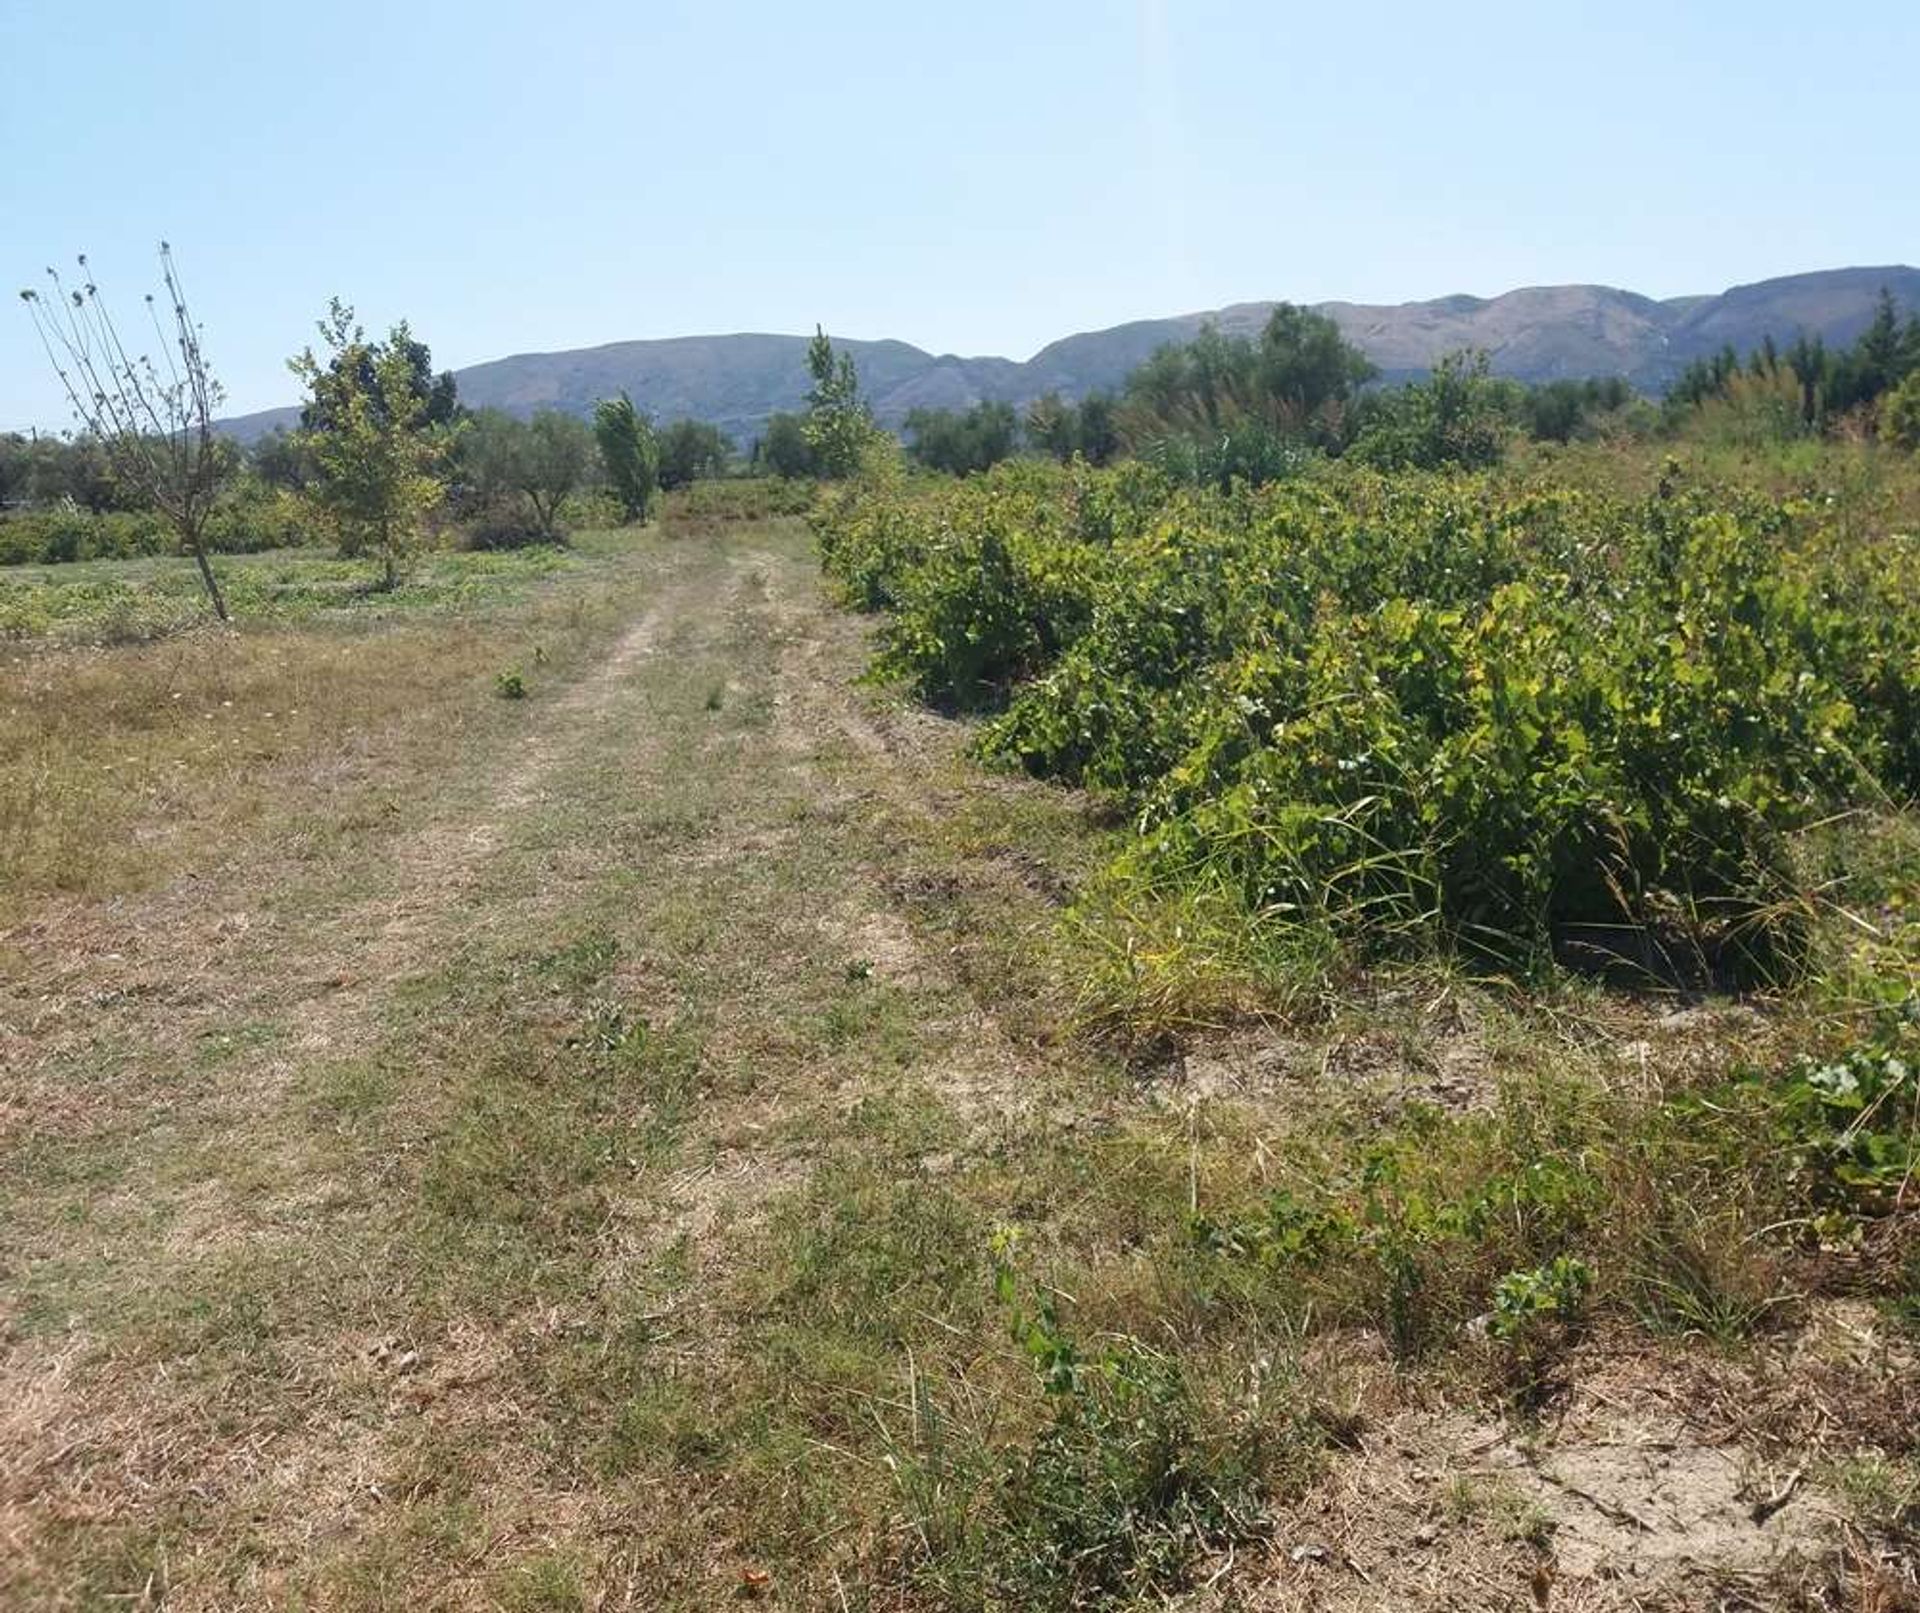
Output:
[816, 460, 1919, 979]
[0, 491, 310, 566]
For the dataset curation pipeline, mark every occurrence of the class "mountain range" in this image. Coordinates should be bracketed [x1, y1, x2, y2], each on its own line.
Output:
[220, 266, 1920, 446]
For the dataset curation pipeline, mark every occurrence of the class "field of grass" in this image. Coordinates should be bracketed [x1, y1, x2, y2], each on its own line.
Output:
[1, 490, 1916, 1611]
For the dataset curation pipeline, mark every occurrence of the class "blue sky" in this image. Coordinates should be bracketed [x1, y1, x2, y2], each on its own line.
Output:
[4, 0, 1916, 429]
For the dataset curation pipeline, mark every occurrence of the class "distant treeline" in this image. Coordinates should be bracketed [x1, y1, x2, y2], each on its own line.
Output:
[888, 290, 1920, 487]
[1667, 289, 1920, 435]
[11, 290, 1917, 561]
[1, 326, 751, 565]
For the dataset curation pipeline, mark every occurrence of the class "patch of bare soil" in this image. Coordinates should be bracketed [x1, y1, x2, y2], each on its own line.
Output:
[1177, 1318, 1917, 1612]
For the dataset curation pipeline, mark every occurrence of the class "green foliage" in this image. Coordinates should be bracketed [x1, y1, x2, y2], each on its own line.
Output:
[904, 401, 1019, 476]
[248, 428, 311, 493]
[818, 459, 1920, 975]
[1523, 377, 1634, 443]
[888, 1236, 1270, 1609]
[1885, 370, 1920, 451]
[754, 410, 815, 478]
[0, 432, 141, 512]
[289, 301, 449, 587]
[654, 418, 731, 492]
[462, 408, 593, 542]
[0, 540, 574, 642]
[1122, 306, 1374, 470]
[495, 666, 527, 700]
[1172, 1015, 1915, 1368]
[591, 394, 659, 522]
[1350, 350, 1517, 470]
[1489, 1244, 1597, 1359]
[1141, 423, 1319, 491]
[803, 326, 879, 479]
[1671, 286, 1920, 439]
[297, 318, 457, 433]
[1695, 1028, 1919, 1223]
[1, 481, 307, 566]
[1024, 392, 1121, 466]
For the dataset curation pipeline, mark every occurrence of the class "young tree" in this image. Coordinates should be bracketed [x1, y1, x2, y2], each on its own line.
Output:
[19, 245, 235, 620]
[518, 411, 593, 538]
[803, 326, 876, 478]
[290, 301, 446, 588]
[1255, 303, 1376, 439]
[593, 393, 659, 521]
[251, 428, 311, 492]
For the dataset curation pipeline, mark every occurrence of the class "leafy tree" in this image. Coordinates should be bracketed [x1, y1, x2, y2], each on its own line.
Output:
[0, 433, 131, 511]
[1254, 303, 1376, 434]
[0, 433, 21, 506]
[300, 322, 458, 433]
[657, 418, 731, 490]
[755, 411, 816, 478]
[464, 408, 592, 540]
[803, 326, 876, 478]
[1120, 306, 1372, 464]
[904, 401, 1018, 476]
[1884, 370, 1920, 451]
[289, 299, 447, 588]
[1350, 351, 1516, 470]
[1022, 392, 1121, 465]
[1523, 376, 1633, 443]
[1076, 394, 1120, 466]
[250, 428, 310, 492]
[593, 393, 659, 521]
[1024, 393, 1077, 461]
[19, 245, 236, 619]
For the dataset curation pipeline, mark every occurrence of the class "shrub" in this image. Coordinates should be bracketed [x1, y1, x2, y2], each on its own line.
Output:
[0, 488, 309, 567]
[817, 460, 1918, 975]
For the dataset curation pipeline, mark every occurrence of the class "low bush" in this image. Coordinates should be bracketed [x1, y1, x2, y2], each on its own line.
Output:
[1, 487, 310, 566]
[817, 459, 1920, 977]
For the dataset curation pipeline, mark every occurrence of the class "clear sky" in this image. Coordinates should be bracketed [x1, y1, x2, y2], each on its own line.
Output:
[4, 0, 1916, 430]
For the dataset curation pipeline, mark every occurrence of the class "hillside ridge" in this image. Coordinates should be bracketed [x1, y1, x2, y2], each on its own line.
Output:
[220, 264, 1920, 443]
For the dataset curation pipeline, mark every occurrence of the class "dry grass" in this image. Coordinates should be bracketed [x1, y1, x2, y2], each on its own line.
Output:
[1, 513, 1913, 1611]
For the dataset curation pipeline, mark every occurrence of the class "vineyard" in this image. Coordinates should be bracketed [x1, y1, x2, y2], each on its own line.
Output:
[818, 455, 1920, 998]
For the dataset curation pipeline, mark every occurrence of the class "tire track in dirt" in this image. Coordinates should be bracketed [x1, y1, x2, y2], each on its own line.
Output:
[615, 551, 1060, 1284]
[0, 572, 696, 1604]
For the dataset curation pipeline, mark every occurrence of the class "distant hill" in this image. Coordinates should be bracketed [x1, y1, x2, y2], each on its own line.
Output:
[220, 266, 1920, 445]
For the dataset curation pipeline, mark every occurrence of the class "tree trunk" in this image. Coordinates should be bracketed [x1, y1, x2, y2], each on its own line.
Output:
[186, 532, 230, 623]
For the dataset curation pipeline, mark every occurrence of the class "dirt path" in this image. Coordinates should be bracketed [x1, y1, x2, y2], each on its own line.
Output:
[0, 521, 1084, 1609]
[1, 521, 1895, 1612]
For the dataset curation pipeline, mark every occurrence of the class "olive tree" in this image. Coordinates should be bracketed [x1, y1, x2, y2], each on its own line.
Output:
[465, 408, 593, 540]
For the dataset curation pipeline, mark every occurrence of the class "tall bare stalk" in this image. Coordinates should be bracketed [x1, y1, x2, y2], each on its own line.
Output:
[20, 244, 233, 621]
